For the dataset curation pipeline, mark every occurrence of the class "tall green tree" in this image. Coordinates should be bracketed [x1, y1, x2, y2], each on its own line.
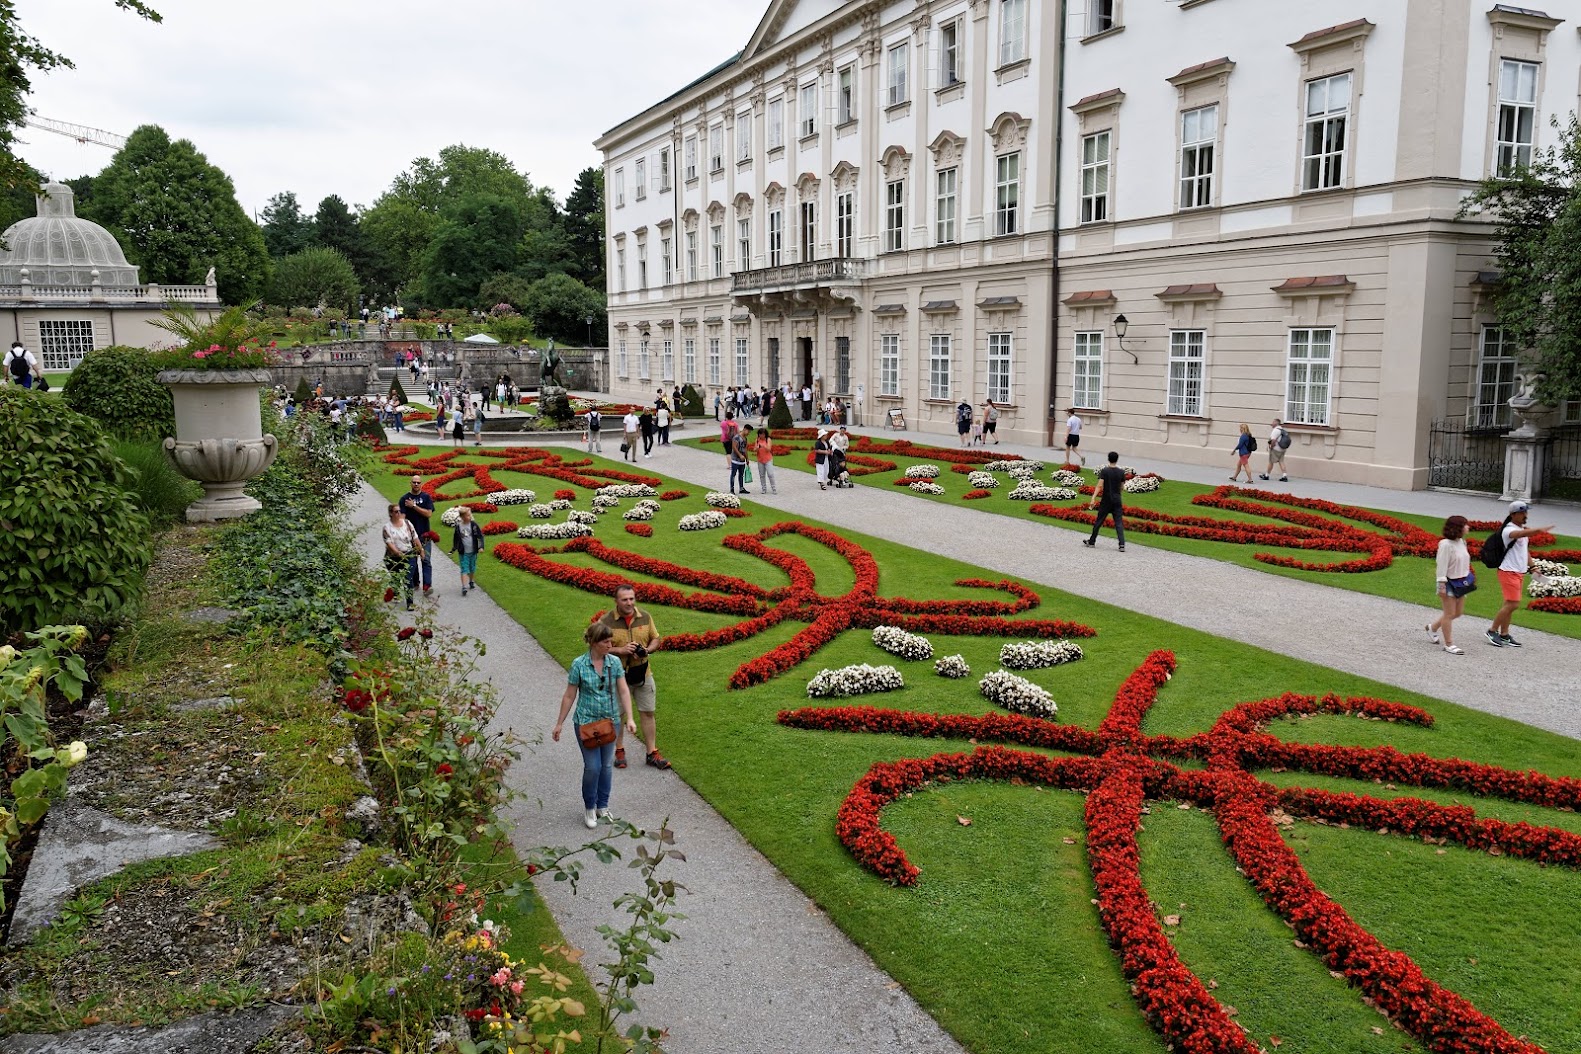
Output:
[260, 191, 315, 258]
[360, 195, 433, 304]
[86, 125, 271, 305]
[1463, 115, 1581, 405]
[521, 272, 605, 346]
[562, 166, 605, 287]
[0, 162, 43, 230]
[414, 192, 527, 308]
[270, 246, 360, 312]
[388, 145, 533, 210]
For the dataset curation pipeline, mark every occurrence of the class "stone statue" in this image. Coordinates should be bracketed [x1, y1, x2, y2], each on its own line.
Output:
[1509, 371, 1559, 438]
[540, 342, 563, 387]
[204, 266, 216, 286]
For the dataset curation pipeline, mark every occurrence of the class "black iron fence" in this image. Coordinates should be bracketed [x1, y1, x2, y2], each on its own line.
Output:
[1427, 418, 1509, 491]
[1542, 424, 1581, 501]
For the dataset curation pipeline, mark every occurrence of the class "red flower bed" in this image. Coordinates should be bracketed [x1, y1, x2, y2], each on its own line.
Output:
[624, 523, 653, 537]
[554, 489, 578, 501]
[381, 445, 662, 501]
[1530, 596, 1581, 614]
[659, 489, 690, 501]
[481, 521, 518, 535]
[963, 489, 992, 500]
[720, 507, 751, 517]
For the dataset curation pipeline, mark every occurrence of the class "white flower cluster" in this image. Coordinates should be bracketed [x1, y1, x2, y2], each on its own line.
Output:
[1530, 558, 1570, 578]
[705, 492, 742, 508]
[678, 511, 727, 531]
[1123, 475, 1160, 494]
[967, 472, 1000, 489]
[872, 625, 934, 660]
[1529, 566, 1581, 597]
[597, 484, 658, 498]
[527, 503, 555, 519]
[439, 506, 466, 527]
[986, 460, 1042, 476]
[592, 494, 621, 509]
[806, 663, 906, 698]
[516, 521, 594, 540]
[934, 654, 971, 679]
[905, 465, 941, 479]
[567, 510, 598, 525]
[492, 489, 537, 506]
[623, 500, 661, 521]
[1051, 469, 1085, 487]
[999, 639, 1084, 670]
[548, 499, 574, 511]
[979, 670, 1058, 719]
[1007, 481, 1077, 501]
[909, 482, 946, 495]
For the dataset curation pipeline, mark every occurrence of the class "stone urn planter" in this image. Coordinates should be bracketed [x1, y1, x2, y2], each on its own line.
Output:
[158, 368, 278, 522]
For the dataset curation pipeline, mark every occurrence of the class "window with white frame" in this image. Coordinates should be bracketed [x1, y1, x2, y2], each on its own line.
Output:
[987, 332, 1012, 404]
[1285, 328, 1333, 425]
[1073, 331, 1103, 409]
[935, 168, 957, 244]
[1080, 132, 1110, 223]
[738, 217, 752, 268]
[737, 111, 752, 161]
[1000, 0, 1027, 66]
[659, 149, 671, 191]
[711, 224, 724, 278]
[615, 246, 626, 292]
[638, 339, 651, 379]
[800, 201, 816, 262]
[1475, 325, 1517, 429]
[662, 339, 675, 381]
[836, 336, 851, 393]
[613, 168, 625, 207]
[686, 231, 698, 281]
[709, 125, 724, 173]
[939, 20, 961, 87]
[836, 191, 855, 257]
[634, 158, 647, 200]
[684, 137, 698, 181]
[838, 66, 856, 124]
[1166, 330, 1205, 416]
[1496, 60, 1538, 175]
[768, 337, 781, 382]
[684, 338, 697, 383]
[995, 153, 1020, 236]
[38, 319, 94, 371]
[660, 236, 673, 285]
[1180, 104, 1217, 209]
[884, 179, 905, 252]
[888, 43, 909, 106]
[1088, 0, 1115, 34]
[928, 334, 952, 400]
[637, 245, 648, 288]
[735, 337, 750, 386]
[800, 83, 818, 138]
[1302, 72, 1350, 191]
[617, 340, 629, 378]
[880, 333, 900, 396]
[768, 209, 783, 266]
[708, 337, 722, 386]
[768, 98, 784, 150]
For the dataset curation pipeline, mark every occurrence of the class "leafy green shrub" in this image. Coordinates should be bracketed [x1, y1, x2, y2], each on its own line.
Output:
[768, 389, 795, 430]
[0, 389, 152, 636]
[387, 377, 408, 403]
[680, 383, 705, 418]
[293, 376, 313, 405]
[61, 345, 174, 440]
[110, 438, 202, 528]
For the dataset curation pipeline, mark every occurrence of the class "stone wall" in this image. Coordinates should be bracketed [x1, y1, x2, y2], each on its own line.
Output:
[265, 342, 608, 398]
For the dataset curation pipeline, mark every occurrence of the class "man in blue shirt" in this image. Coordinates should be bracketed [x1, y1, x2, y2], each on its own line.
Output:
[397, 475, 436, 594]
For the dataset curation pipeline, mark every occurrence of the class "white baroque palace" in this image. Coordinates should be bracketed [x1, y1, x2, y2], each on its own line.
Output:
[597, 0, 1581, 487]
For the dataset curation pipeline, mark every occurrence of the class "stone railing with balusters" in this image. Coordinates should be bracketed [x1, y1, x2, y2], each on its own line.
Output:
[0, 282, 220, 304]
[730, 258, 864, 293]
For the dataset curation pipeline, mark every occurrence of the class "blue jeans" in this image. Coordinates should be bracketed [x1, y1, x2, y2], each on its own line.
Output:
[418, 537, 433, 588]
[576, 728, 616, 810]
[729, 460, 747, 493]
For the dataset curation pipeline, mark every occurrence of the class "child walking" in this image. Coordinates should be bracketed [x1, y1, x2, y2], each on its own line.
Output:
[450, 507, 486, 597]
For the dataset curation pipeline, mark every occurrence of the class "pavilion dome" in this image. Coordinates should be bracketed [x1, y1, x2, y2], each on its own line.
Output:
[0, 182, 140, 287]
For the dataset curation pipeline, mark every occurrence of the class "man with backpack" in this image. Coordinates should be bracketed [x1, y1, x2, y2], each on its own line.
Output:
[585, 407, 602, 453]
[955, 397, 974, 447]
[6, 342, 38, 389]
[1260, 417, 1292, 482]
[1482, 499, 1556, 648]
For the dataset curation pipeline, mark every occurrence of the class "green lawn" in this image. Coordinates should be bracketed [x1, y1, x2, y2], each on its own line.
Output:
[370, 448, 1581, 1054]
[680, 432, 1581, 640]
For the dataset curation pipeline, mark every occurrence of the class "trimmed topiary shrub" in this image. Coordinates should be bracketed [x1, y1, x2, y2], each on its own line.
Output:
[0, 388, 151, 636]
[680, 383, 705, 418]
[61, 345, 174, 441]
[293, 376, 313, 405]
[767, 389, 795, 430]
[388, 377, 409, 403]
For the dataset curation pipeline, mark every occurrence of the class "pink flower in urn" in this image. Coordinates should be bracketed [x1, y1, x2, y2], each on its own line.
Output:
[509, 980, 524, 995]
[490, 967, 512, 987]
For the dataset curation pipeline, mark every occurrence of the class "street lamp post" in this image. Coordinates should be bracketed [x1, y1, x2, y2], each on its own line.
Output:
[584, 315, 594, 348]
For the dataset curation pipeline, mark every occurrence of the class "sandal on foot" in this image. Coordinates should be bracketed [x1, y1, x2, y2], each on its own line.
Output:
[614, 748, 628, 769]
[1443, 645, 1464, 655]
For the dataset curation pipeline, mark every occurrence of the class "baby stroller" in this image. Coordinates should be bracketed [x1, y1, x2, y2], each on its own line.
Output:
[827, 446, 855, 488]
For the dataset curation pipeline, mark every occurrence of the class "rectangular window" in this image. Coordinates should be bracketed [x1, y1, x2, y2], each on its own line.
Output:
[638, 339, 651, 380]
[1088, 0, 1115, 34]
[735, 337, 750, 386]
[738, 217, 752, 269]
[1080, 132, 1110, 223]
[1167, 330, 1206, 417]
[708, 337, 722, 386]
[1180, 104, 1217, 209]
[836, 336, 851, 393]
[1000, 0, 1027, 66]
[1073, 331, 1104, 409]
[659, 149, 671, 191]
[880, 334, 900, 396]
[800, 201, 816, 262]
[1302, 72, 1350, 191]
[1285, 328, 1333, 425]
[768, 210, 783, 266]
[836, 191, 855, 257]
[888, 43, 909, 106]
[709, 125, 724, 173]
[935, 168, 957, 244]
[683, 338, 697, 383]
[1475, 326, 1517, 429]
[616, 246, 626, 292]
[737, 111, 752, 161]
[928, 334, 952, 400]
[686, 230, 698, 281]
[987, 332, 1012, 404]
[885, 179, 906, 253]
[768, 337, 781, 383]
[711, 224, 724, 278]
[661, 339, 674, 382]
[800, 83, 818, 138]
[1496, 59, 1538, 175]
[37, 318, 94, 371]
[614, 167, 625, 208]
[617, 340, 629, 378]
[684, 137, 698, 182]
[660, 237, 673, 285]
[939, 21, 961, 87]
[637, 245, 648, 288]
[838, 66, 856, 124]
[768, 98, 784, 150]
[634, 158, 647, 200]
[995, 153, 1020, 236]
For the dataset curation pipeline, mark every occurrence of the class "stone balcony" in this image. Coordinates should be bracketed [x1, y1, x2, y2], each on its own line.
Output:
[0, 271, 220, 307]
[731, 258, 864, 315]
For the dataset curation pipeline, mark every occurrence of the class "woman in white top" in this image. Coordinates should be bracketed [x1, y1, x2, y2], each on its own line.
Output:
[382, 504, 423, 611]
[1426, 515, 1472, 654]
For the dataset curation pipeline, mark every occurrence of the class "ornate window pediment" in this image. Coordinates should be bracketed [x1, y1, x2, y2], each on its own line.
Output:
[928, 130, 966, 167]
[988, 111, 1031, 154]
[763, 182, 786, 208]
[681, 208, 700, 231]
[795, 171, 821, 198]
[880, 146, 912, 182]
[831, 161, 860, 192]
[706, 200, 726, 223]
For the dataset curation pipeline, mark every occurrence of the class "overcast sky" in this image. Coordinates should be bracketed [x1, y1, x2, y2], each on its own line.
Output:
[16, 0, 765, 217]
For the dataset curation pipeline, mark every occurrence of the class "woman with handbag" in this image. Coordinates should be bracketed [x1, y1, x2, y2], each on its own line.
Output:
[552, 622, 638, 828]
[1427, 514, 1473, 655]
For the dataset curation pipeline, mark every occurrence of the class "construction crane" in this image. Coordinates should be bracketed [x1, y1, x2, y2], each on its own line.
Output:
[22, 116, 127, 150]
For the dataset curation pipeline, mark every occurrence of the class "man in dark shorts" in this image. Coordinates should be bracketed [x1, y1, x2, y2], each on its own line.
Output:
[1082, 451, 1126, 552]
[955, 397, 973, 447]
[1064, 408, 1085, 466]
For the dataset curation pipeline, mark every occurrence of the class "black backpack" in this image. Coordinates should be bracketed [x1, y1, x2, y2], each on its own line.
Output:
[1277, 428, 1292, 450]
[957, 403, 972, 424]
[1481, 520, 1510, 569]
[7, 349, 29, 378]
[1247, 435, 1258, 452]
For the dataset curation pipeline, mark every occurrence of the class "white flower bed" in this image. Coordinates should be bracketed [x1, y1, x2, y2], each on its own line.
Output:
[872, 625, 934, 661]
[592, 494, 621, 509]
[1008, 481, 1077, 501]
[678, 511, 727, 531]
[999, 639, 1084, 670]
[967, 472, 1000, 489]
[1529, 573, 1581, 598]
[567, 510, 598, 525]
[909, 482, 946, 495]
[979, 670, 1058, 719]
[1123, 475, 1161, 494]
[492, 489, 536, 506]
[516, 521, 594, 540]
[597, 484, 658, 499]
[1051, 470, 1085, 487]
[986, 460, 1043, 476]
[623, 504, 656, 521]
[527, 503, 555, 519]
[934, 654, 971, 679]
[1530, 558, 1570, 578]
[439, 507, 466, 527]
[904, 465, 941, 479]
[806, 663, 905, 698]
[705, 492, 742, 508]
[548, 499, 574, 511]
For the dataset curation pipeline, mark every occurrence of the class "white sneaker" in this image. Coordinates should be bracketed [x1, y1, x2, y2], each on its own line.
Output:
[583, 809, 597, 829]
[597, 808, 615, 822]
